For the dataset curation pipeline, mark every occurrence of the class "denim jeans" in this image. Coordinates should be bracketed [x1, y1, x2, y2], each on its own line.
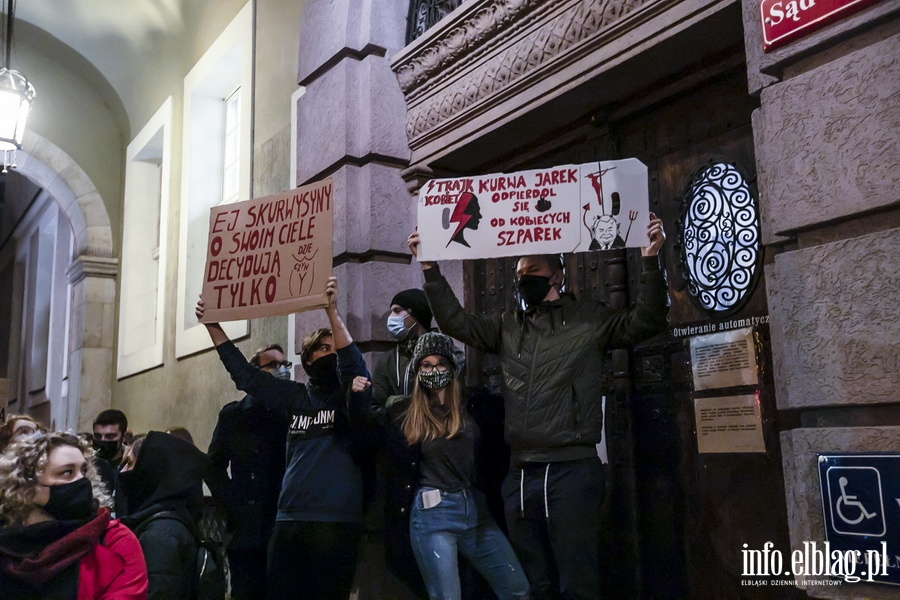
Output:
[410, 487, 530, 600]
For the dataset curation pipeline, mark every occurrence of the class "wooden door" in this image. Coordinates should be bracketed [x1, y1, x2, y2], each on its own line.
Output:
[463, 63, 801, 599]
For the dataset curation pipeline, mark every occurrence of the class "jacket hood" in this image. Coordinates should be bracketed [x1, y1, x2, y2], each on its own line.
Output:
[119, 431, 207, 519]
[0, 507, 110, 587]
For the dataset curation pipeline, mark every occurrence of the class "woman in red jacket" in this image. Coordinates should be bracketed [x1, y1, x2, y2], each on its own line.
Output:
[0, 431, 148, 599]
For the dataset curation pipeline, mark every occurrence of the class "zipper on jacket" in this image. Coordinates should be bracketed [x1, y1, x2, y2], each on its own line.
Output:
[525, 326, 543, 432]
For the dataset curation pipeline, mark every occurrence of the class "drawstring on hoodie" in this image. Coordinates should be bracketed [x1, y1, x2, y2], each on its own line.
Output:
[395, 344, 414, 395]
[543, 464, 551, 521]
[520, 469, 525, 516]
[519, 464, 552, 521]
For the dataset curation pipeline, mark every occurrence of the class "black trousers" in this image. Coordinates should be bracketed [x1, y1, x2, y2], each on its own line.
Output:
[228, 547, 268, 600]
[502, 457, 605, 600]
[266, 520, 362, 600]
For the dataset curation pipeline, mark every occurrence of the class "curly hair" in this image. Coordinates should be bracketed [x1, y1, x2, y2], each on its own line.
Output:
[0, 432, 111, 527]
[0, 414, 42, 452]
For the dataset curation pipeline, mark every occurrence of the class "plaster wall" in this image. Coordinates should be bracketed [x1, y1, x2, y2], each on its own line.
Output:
[12, 30, 125, 247]
[112, 0, 303, 450]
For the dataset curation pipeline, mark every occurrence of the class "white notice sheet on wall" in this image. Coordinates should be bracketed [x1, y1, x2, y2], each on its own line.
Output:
[689, 327, 758, 391]
[694, 395, 766, 453]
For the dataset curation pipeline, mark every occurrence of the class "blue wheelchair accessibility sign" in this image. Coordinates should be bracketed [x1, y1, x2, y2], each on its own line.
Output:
[818, 454, 900, 586]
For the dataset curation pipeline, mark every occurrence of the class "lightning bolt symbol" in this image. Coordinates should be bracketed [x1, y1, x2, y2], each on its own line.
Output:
[446, 192, 475, 247]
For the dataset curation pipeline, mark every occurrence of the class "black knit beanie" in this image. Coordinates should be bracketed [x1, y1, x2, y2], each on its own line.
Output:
[391, 289, 433, 330]
[411, 332, 457, 371]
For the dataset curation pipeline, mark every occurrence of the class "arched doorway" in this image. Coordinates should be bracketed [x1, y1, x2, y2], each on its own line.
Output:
[0, 132, 117, 432]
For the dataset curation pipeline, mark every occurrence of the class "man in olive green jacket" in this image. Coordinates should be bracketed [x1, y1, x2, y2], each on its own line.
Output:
[407, 214, 668, 600]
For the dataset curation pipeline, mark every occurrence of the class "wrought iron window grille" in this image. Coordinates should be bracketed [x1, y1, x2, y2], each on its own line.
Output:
[406, 0, 467, 44]
[674, 159, 762, 316]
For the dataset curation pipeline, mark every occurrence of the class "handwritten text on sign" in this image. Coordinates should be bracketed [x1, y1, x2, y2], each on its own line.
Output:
[416, 159, 650, 261]
[200, 179, 333, 322]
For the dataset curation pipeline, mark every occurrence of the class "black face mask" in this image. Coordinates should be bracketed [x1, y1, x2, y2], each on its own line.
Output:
[307, 353, 339, 385]
[515, 274, 553, 308]
[94, 440, 120, 461]
[42, 477, 95, 522]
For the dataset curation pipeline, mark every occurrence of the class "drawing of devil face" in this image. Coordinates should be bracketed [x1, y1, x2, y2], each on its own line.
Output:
[591, 215, 620, 247]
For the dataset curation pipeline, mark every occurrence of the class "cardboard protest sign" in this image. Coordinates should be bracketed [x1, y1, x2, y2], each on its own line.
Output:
[200, 179, 333, 322]
[416, 159, 649, 261]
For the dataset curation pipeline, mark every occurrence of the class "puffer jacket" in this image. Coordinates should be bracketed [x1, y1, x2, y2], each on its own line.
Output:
[423, 256, 668, 466]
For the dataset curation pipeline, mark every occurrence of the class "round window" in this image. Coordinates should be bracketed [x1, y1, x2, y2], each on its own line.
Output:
[679, 162, 761, 313]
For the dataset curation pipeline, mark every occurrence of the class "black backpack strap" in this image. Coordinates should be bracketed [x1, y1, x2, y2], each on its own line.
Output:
[134, 510, 198, 539]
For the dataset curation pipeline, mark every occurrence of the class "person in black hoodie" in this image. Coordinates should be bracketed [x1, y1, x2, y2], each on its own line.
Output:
[206, 360, 287, 600]
[196, 276, 371, 600]
[119, 430, 209, 600]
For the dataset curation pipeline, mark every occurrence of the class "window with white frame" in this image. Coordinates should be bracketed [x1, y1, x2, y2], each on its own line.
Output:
[222, 88, 241, 204]
[176, 3, 252, 358]
[117, 98, 172, 379]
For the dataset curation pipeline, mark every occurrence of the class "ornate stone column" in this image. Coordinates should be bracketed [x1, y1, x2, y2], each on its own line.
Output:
[67, 254, 118, 431]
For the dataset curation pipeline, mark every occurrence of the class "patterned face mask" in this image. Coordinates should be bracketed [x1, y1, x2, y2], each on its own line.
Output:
[418, 369, 452, 390]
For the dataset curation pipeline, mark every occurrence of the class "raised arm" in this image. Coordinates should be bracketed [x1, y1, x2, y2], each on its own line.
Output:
[408, 230, 502, 353]
[195, 297, 295, 415]
[195, 297, 230, 347]
[324, 276, 351, 350]
[604, 213, 669, 347]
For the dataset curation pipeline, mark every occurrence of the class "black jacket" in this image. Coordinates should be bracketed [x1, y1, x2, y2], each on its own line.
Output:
[206, 394, 287, 549]
[424, 256, 669, 466]
[120, 431, 207, 600]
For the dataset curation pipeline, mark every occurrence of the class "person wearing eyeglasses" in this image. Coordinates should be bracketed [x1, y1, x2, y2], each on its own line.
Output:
[408, 216, 668, 600]
[0, 414, 44, 452]
[351, 332, 530, 600]
[206, 343, 289, 600]
[197, 276, 370, 600]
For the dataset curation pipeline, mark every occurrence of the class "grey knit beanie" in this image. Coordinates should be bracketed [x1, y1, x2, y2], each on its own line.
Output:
[411, 332, 457, 371]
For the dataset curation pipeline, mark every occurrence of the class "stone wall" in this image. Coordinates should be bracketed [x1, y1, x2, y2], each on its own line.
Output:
[292, 0, 439, 346]
[747, 2, 900, 596]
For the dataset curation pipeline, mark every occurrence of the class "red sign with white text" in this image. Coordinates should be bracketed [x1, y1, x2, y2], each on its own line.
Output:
[761, 0, 881, 51]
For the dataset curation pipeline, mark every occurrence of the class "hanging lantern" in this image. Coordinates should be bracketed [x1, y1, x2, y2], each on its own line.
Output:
[0, 66, 35, 151]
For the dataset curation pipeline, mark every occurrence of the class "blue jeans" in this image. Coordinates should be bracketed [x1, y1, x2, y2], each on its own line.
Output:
[410, 487, 530, 600]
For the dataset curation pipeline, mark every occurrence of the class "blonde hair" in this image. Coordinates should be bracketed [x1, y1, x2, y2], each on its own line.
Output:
[0, 432, 111, 527]
[0, 414, 42, 452]
[401, 372, 465, 445]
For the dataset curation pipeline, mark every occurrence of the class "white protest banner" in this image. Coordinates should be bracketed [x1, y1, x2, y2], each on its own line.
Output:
[416, 159, 649, 261]
[200, 179, 333, 322]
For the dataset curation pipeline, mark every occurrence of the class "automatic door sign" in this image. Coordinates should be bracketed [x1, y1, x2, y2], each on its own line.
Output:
[817, 454, 900, 586]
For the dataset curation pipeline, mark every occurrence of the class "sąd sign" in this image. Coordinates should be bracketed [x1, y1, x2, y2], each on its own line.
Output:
[761, 0, 881, 52]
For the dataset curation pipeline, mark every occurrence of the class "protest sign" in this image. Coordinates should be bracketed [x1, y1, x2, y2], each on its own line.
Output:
[416, 159, 649, 261]
[200, 179, 333, 322]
